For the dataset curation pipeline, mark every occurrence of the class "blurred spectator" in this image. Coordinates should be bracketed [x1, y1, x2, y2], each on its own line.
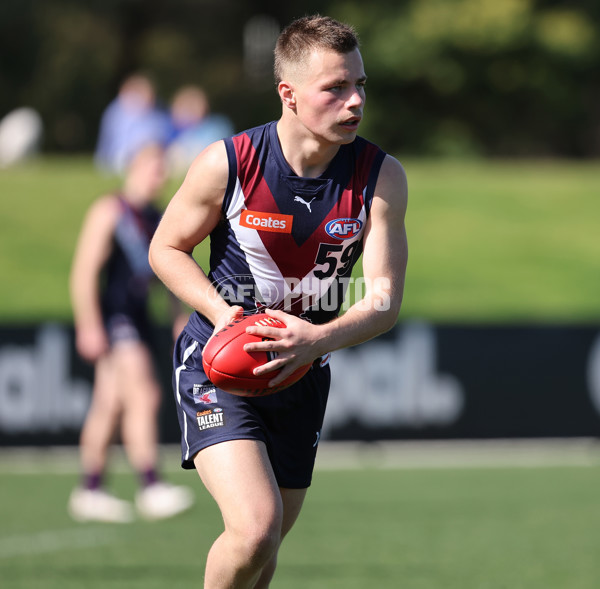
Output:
[94, 74, 171, 174]
[0, 107, 43, 168]
[68, 144, 193, 523]
[166, 85, 234, 174]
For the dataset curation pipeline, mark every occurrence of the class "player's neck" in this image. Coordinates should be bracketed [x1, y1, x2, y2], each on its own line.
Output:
[276, 119, 340, 178]
[121, 185, 152, 209]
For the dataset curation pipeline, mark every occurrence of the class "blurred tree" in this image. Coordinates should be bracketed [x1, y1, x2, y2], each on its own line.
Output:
[331, 0, 600, 156]
[0, 0, 598, 156]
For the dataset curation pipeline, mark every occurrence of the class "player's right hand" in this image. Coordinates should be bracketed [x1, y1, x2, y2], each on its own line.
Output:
[76, 324, 109, 363]
[211, 305, 244, 337]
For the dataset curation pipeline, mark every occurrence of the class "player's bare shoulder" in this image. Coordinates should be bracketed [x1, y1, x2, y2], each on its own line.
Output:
[154, 140, 230, 252]
[378, 155, 407, 200]
[180, 139, 230, 208]
[84, 193, 122, 230]
[373, 154, 408, 220]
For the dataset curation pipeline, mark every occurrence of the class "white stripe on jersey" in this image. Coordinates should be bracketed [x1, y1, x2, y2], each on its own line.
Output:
[226, 177, 368, 312]
[227, 178, 290, 307]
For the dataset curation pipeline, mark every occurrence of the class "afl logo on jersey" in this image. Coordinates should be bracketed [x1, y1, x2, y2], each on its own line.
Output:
[325, 218, 363, 240]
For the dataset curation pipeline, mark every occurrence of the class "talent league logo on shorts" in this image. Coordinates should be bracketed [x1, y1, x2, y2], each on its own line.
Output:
[325, 218, 363, 239]
[196, 408, 225, 431]
[240, 209, 293, 233]
[193, 384, 217, 404]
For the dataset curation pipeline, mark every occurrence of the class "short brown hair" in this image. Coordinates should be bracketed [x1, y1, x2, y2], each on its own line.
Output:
[274, 15, 359, 83]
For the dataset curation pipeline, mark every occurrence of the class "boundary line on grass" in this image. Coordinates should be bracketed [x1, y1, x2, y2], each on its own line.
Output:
[314, 438, 600, 470]
[0, 527, 118, 559]
[0, 438, 599, 474]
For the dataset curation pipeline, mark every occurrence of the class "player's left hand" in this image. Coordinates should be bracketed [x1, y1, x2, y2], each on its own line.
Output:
[243, 308, 325, 387]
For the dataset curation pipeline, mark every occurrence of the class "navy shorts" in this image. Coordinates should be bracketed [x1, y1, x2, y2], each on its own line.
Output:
[172, 328, 331, 489]
[104, 312, 152, 347]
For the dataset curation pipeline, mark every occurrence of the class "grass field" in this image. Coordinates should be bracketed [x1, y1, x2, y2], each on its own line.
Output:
[1, 156, 599, 323]
[1, 444, 600, 589]
[2, 157, 599, 588]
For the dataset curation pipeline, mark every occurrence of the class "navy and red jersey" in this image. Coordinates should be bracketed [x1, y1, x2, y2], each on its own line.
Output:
[186, 121, 386, 341]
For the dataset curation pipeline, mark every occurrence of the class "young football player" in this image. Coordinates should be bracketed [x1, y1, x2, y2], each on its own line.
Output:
[149, 15, 407, 588]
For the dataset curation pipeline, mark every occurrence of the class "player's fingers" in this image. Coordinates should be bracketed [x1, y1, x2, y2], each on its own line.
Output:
[210, 306, 245, 339]
[267, 362, 300, 387]
[245, 325, 287, 340]
[222, 305, 244, 325]
[252, 357, 286, 375]
[263, 308, 289, 321]
[243, 337, 288, 353]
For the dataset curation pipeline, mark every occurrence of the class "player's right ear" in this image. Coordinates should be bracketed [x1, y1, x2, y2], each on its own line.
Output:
[278, 81, 296, 110]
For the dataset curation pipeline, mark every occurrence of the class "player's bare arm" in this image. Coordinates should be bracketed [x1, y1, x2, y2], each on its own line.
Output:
[148, 141, 243, 330]
[246, 154, 408, 386]
[70, 195, 120, 362]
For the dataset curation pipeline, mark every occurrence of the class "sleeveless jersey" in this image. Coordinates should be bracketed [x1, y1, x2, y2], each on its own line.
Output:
[101, 196, 161, 319]
[186, 121, 386, 341]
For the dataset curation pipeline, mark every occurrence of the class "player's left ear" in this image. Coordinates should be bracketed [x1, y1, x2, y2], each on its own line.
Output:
[278, 81, 296, 110]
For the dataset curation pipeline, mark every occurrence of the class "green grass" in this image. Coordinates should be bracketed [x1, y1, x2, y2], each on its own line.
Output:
[1, 464, 599, 588]
[0, 157, 186, 323]
[402, 159, 600, 322]
[1, 156, 599, 323]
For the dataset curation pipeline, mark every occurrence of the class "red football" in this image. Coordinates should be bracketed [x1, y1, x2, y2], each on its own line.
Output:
[202, 313, 312, 397]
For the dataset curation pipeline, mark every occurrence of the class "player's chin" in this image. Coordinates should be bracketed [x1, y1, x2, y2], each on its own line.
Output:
[334, 124, 359, 143]
[329, 131, 357, 146]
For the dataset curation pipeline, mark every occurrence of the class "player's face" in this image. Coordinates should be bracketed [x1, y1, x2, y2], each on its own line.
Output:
[293, 47, 366, 145]
[128, 148, 167, 203]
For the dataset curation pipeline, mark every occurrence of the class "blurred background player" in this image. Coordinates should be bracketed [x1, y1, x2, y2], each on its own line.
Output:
[69, 144, 194, 522]
[166, 84, 234, 175]
[94, 73, 172, 174]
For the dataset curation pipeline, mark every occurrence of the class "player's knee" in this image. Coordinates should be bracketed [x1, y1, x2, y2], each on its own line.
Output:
[90, 394, 121, 422]
[235, 521, 281, 568]
[125, 381, 161, 412]
[245, 531, 281, 568]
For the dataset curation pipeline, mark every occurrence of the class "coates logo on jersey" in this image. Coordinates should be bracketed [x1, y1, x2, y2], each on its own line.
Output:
[240, 210, 293, 233]
[325, 218, 363, 240]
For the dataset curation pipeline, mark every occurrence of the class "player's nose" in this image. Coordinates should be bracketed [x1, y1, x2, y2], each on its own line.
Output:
[346, 88, 364, 110]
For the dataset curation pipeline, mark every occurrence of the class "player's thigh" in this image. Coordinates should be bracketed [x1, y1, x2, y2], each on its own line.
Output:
[194, 439, 283, 533]
[112, 341, 159, 393]
[111, 339, 153, 374]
